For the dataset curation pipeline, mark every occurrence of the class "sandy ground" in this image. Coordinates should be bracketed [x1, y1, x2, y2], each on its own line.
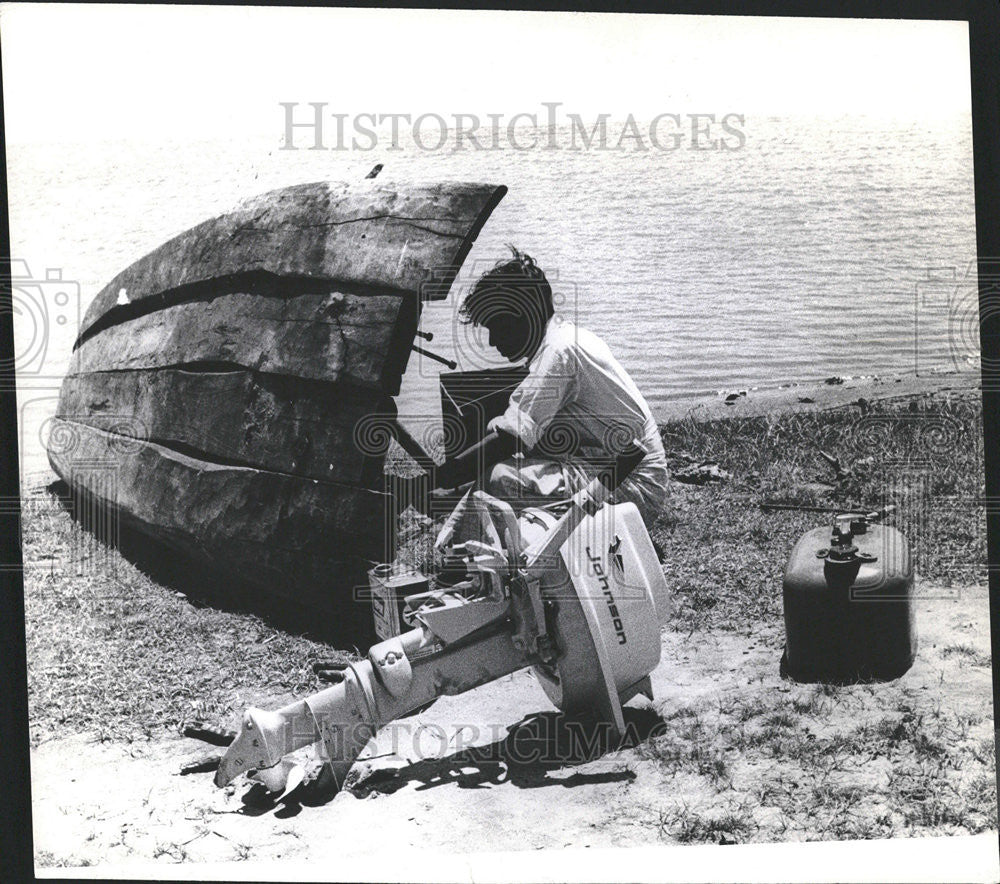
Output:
[30, 583, 995, 874]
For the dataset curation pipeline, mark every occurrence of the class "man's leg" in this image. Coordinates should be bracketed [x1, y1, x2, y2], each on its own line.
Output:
[487, 457, 570, 512]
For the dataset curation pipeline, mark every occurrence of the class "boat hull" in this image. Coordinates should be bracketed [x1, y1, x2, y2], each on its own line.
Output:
[48, 179, 506, 630]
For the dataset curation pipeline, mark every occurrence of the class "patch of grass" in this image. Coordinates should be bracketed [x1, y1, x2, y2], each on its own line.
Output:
[656, 392, 985, 632]
[674, 808, 757, 844]
[661, 704, 701, 722]
[646, 800, 758, 844]
[763, 711, 798, 729]
[818, 809, 896, 842]
[852, 708, 961, 765]
[811, 781, 868, 814]
[698, 753, 732, 787]
[852, 712, 916, 745]
[791, 691, 830, 715]
[636, 669, 995, 842]
[964, 773, 1000, 830]
[21, 487, 352, 746]
[733, 696, 772, 722]
[889, 762, 969, 830]
[970, 735, 997, 767]
[940, 643, 992, 667]
[35, 850, 93, 868]
[635, 711, 734, 791]
[742, 724, 791, 750]
[152, 841, 188, 863]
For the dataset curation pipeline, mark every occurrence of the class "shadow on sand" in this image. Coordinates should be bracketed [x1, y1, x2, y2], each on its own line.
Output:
[237, 707, 667, 818]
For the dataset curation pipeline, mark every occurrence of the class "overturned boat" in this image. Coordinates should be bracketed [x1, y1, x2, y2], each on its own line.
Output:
[47, 177, 506, 630]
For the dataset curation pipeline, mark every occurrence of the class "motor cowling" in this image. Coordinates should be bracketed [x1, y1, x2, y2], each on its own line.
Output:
[523, 502, 671, 726]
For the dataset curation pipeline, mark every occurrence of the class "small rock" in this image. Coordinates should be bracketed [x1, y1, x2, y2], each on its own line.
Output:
[798, 396, 815, 404]
[824, 376, 845, 385]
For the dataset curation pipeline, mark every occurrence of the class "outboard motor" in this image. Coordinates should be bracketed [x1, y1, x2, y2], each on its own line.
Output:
[211, 443, 671, 793]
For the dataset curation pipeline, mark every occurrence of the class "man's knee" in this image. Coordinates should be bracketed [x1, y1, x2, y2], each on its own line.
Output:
[487, 457, 567, 503]
[487, 459, 524, 499]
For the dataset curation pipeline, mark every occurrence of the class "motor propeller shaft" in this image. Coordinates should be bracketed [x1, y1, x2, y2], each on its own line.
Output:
[214, 627, 532, 790]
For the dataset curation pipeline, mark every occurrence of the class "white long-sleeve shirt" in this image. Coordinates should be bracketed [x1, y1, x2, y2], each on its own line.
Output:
[487, 317, 668, 524]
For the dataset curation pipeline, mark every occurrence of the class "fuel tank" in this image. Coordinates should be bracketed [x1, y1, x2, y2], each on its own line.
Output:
[782, 514, 916, 683]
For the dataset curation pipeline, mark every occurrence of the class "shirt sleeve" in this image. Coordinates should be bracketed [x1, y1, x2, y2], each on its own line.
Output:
[487, 338, 577, 450]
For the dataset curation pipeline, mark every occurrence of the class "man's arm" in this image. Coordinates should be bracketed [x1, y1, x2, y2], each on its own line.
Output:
[435, 429, 519, 490]
[394, 429, 519, 515]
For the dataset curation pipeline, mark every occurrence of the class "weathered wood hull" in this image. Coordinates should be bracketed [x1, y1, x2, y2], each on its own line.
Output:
[49, 179, 506, 626]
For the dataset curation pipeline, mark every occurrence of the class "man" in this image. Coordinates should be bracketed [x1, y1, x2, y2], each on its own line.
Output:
[418, 247, 668, 530]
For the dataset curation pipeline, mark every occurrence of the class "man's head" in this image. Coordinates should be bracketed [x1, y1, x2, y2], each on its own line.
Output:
[459, 247, 553, 363]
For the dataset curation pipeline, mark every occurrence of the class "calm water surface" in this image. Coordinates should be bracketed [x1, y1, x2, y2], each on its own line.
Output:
[8, 113, 978, 475]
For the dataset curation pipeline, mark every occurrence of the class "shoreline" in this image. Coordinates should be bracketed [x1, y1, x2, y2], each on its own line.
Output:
[654, 367, 981, 423]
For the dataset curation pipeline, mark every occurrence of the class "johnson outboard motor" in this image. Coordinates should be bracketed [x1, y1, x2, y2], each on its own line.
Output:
[211, 442, 672, 793]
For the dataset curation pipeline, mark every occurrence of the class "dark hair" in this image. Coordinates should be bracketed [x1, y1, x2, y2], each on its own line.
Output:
[459, 246, 554, 328]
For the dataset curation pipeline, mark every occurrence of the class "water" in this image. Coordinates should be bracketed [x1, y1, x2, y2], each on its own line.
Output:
[8, 113, 978, 477]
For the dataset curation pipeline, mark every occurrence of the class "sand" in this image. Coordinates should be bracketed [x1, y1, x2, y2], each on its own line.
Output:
[30, 584, 994, 873]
